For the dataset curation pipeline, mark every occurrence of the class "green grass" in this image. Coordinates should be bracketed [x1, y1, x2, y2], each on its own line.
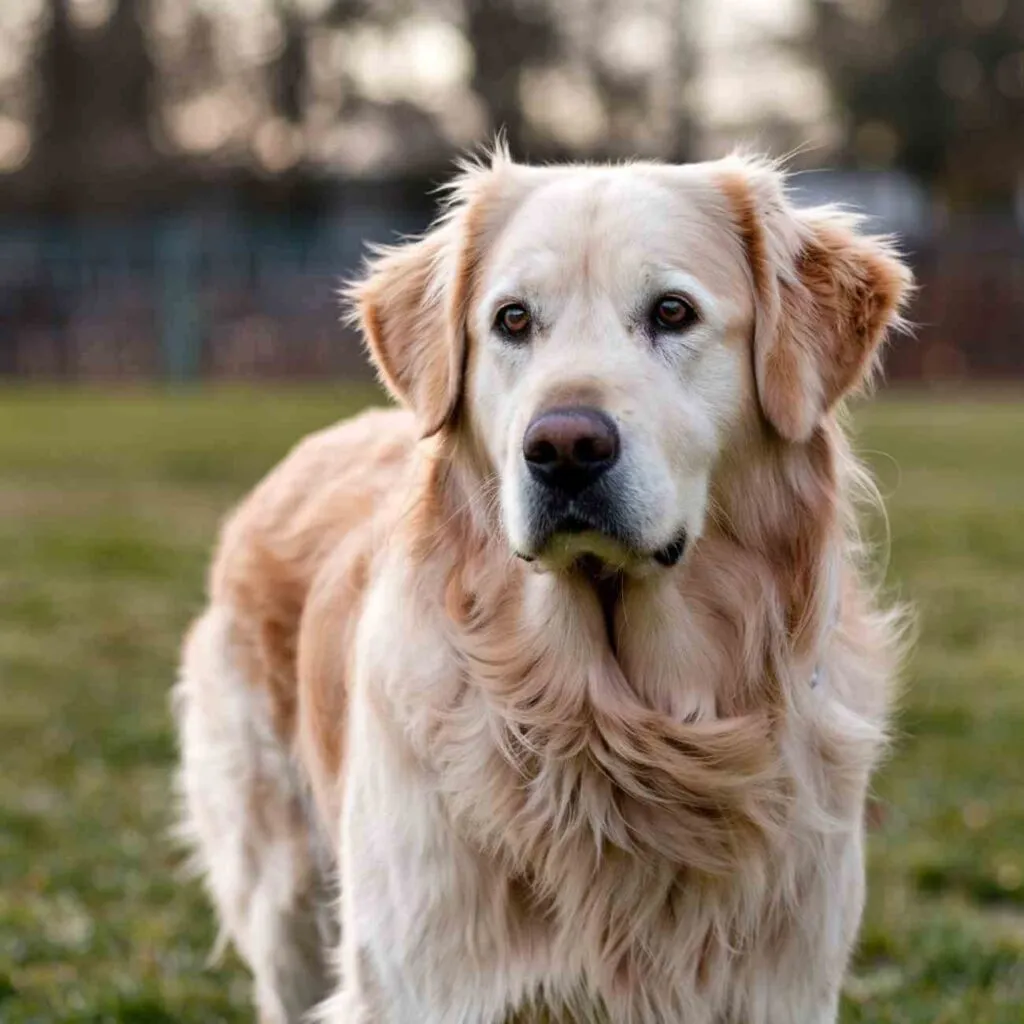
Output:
[1, 386, 1022, 1022]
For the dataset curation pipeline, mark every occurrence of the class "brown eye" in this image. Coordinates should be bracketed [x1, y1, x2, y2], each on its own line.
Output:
[496, 303, 531, 339]
[652, 294, 697, 331]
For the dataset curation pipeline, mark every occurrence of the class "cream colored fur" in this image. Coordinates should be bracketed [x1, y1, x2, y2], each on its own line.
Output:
[174, 149, 912, 1024]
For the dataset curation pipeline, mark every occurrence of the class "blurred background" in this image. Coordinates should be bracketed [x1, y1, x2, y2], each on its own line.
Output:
[0, 2, 1022, 1023]
[0, 0, 1022, 382]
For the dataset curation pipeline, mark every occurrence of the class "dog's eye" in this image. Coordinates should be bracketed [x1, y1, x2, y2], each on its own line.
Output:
[652, 295, 698, 332]
[495, 303, 532, 339]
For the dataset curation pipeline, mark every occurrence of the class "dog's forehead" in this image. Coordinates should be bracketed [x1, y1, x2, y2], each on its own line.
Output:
[481, 165, 742, 299]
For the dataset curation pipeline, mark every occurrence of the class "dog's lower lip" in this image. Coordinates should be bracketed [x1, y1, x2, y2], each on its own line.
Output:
[653, 531, 687, 567]
[556, 515, 591, 535]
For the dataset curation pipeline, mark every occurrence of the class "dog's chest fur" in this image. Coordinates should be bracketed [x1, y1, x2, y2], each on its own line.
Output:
[346, 548, 851, 1023]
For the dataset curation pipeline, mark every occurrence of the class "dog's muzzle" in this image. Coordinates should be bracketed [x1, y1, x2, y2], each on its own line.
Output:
[518, 406, 688, 569]
[520, 406, 635, 558]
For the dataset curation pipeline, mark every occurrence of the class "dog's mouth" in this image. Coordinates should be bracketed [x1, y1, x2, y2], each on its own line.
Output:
[652, 532, 688, 567]
[518, 512, 688, 572]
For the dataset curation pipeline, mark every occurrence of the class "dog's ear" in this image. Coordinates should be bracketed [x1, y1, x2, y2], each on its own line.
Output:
[346, 145, 517, 438]
[347, 223, 465, 437]
[718, 159, 913, 442]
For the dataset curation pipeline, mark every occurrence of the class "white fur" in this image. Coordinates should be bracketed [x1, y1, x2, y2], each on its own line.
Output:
[174, 607, 336, 1022]
[173, 154, 910, 1023]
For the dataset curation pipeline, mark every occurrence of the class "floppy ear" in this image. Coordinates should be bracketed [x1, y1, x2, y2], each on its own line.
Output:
[346, 221, 467, 438]
[718, 159, 913, 443]
[346, 145, 520, 438]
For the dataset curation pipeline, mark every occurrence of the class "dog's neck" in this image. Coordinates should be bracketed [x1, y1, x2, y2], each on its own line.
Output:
[396, 428, 848, 876]
[573, 556, 626, 658]
[417, 421, 842, 721]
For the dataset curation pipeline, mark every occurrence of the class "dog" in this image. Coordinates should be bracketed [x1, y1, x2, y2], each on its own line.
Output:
[174, 146, 912, 1024]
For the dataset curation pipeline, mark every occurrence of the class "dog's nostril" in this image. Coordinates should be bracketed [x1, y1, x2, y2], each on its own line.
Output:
[527, 439, 559, 466]
[573, 436, 612, 465]
[573, 438, 592, 463]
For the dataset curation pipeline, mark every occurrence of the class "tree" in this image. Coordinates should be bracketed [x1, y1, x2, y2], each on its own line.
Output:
[811, 0, 1024, 205]
[28, 0, 161, 207]
[463, 0, 563, 157]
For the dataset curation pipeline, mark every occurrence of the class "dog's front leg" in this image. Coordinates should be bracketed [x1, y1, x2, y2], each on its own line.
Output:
[320, 693, 521, 1024]
[322, 808, 508, 1024]
[739, 831, 865, 1024]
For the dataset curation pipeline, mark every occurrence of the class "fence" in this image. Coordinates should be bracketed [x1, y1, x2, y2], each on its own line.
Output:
[887, 218, 1024, 383]
[1, 202, 1022, 385]
[0, 191, 430, 382]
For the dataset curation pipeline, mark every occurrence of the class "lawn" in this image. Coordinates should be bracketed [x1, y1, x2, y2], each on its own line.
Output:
[0, 387, 1021, 1023]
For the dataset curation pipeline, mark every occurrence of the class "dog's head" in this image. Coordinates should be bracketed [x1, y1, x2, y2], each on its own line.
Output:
[349, 149, 911, 576]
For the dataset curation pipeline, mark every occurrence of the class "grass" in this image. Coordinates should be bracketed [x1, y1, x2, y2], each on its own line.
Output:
[0, 386, 1022, 1022]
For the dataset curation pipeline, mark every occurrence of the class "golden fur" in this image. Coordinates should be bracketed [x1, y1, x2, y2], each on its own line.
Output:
[175, 148, 912, 1024]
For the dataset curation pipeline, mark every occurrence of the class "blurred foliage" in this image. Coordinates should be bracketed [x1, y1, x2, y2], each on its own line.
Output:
[811, 0, 1024, 203]
[1, 0, 695, 210]
[2, 0, 1019, 210]
[0, 388, 1022, 1020]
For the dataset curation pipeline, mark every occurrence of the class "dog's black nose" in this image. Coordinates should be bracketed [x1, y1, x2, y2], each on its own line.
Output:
[523, 407, 620, 495]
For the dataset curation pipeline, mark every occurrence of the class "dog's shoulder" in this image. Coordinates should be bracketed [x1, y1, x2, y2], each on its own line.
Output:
[201, 405, 416, 740]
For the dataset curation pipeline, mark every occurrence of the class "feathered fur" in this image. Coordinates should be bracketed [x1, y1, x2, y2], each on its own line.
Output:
[174, 150, 912, 1024]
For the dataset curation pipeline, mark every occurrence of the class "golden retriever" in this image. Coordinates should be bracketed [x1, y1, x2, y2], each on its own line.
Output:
[174, 146, 912, 1024]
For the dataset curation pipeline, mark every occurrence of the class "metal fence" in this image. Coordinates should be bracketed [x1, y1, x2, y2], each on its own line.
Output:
[888, 219, 1024, 383]
[1, 203, 1022, 385]
[0, 197, 429, 382]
